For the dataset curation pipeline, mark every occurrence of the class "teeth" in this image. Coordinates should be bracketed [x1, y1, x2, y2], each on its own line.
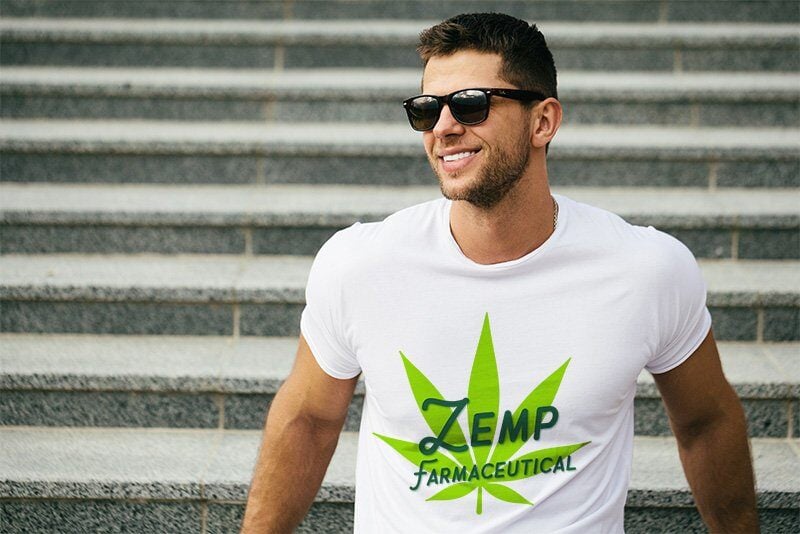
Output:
[443, 151, 476, 162]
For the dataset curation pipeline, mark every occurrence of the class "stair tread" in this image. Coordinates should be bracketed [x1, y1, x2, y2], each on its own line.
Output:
[1, 121, 798, 157]
[1, 254, 798, 306]
[1, 333, 796, 397]
[2, 18, 797, 45]
[2, 67, 798, 99]
[1, 426, 796, 506]
[2, 184, 799, 227]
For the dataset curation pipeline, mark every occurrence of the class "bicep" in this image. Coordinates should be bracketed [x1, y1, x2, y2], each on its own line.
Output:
[653, 329, 739, 436]
[275, 334, 359, 428]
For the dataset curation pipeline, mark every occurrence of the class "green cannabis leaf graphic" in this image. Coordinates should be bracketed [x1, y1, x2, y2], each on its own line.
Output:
[374, 313, 590, 514]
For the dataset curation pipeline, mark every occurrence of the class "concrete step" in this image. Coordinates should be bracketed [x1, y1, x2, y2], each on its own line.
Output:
[1, 120, 797, 187]
[2, 184, 798, 259]
[1, 427, 797, 532]
[2, 67, 798, 126]
[0, 254, 798, 341]
[1, 333, 796, 437]
[3, 0, 799, 23]
[1, 19, 797, 71]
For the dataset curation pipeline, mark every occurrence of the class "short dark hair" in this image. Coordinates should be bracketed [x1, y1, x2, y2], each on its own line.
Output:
[417, 12, 557, 101]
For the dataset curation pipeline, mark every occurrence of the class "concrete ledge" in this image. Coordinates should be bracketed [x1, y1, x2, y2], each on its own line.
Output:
[0, 334, 795, 399]
[0, 335, 796, 436]
[0, 334, 297, 393]
[1, 255, 798, 306]
[1, 121, 797, 160]
[1, 255, 797, 340]
[1, 21, 797, 71]
[1, 0, 798, 23]
[0, 254, 311, 303]
[1, 427, 797, 509]
[2, 122, 796, 186]
[2, 68, 797, 101]
[2, 184, 798, 229]
[3, 69, 797, 126]
[2, 185, 797, 258]
[1, 19, 797, 47]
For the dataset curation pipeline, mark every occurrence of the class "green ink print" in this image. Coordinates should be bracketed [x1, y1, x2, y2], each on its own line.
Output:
[470, 411, 495, 447]
[484, 483, 533, 506]
[453, 466, 467, 482]
[467, 314, 500, 467]
[494, 462, 506, 478]
[427, 482, 475, 502]
[399, 352, 473, 468]
[468, 465, 480, 482]
[418, 397, 470, 455]
[480, 463, 494, 479]
[439, 467, 451, 483]
[533, 406, 559, 440]
[498, 408, 529, 444]
[506, 460, 519, 477]
[374, 315, 592, 514]
[541, 458, 553, 473]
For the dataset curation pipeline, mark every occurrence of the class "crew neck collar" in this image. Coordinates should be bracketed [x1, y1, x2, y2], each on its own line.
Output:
[440, 194, 567, 271]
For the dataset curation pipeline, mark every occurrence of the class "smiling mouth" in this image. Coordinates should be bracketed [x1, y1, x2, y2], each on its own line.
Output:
[439, 149, 481, 173]
[443, 151, 478, 162]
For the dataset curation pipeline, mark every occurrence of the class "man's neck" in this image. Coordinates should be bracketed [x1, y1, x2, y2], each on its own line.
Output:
[448, 177, 555, 265]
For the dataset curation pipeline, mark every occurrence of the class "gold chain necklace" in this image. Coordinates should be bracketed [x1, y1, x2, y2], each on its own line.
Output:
[552, 196, 559, 231]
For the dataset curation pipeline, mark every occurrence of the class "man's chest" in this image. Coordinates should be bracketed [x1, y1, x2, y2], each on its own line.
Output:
[355, 302, 651, 445]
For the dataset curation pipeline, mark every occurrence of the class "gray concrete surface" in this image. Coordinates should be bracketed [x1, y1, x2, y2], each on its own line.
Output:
[1, 254, 797, 305]
[1, 0, 798, 24]
[1, 333, 795, 435]
[2, 427, 797, 507]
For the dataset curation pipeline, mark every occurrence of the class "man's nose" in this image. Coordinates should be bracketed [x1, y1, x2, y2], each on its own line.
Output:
[432, 104, 467, 138]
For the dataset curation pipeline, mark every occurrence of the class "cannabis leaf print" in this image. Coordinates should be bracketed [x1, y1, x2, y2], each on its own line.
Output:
[374, 313, 590, 514]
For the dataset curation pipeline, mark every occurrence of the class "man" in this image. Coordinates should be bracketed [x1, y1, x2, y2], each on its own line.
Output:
[242, 13, 758, 533]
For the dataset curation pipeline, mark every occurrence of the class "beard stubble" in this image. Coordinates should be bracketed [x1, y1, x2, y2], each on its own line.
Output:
[433, 127, 531, 210]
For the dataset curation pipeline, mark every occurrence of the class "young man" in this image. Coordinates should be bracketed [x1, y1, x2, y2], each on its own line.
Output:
[242, 13, 758, 533]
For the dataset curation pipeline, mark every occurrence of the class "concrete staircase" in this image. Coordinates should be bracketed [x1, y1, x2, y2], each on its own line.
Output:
[0, 1, 798, 532]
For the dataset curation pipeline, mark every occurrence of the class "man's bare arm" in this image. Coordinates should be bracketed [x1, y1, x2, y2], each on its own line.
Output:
[653, 329, 758, 532]
[241, 335, 359, 533]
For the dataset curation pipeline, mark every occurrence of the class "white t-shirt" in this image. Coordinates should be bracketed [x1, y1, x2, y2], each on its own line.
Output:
[301, 194, 712, 533]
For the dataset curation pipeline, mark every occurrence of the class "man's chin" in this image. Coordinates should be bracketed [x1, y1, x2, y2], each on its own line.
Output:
[438, 179, 472, 202]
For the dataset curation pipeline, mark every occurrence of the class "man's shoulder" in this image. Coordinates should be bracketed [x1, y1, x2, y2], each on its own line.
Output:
[561, 194, 698, 272]
[312, 197, 445, 268]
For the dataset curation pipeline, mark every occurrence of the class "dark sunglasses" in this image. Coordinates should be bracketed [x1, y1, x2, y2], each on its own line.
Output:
[403, 87, 547, 132]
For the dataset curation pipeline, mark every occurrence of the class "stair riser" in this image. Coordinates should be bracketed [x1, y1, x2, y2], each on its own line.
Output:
[2, 41, 797, 71]
[0, 390, 793, 438]
[3, 94, 798, 128]
[0, 500, 353, 534]
[2, 0, 799, 22]
[1, 500, 797, 534]
[2, 223, 798, 260]
[3, 153, 797, 188]
[0, 300, 300, 337]
[1, 300, 797, 341]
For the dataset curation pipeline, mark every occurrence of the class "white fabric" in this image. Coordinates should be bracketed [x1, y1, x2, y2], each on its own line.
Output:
[301, 194, 712, 533]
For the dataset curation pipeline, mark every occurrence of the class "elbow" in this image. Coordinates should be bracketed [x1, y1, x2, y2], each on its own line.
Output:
[669, 391, 747, 449]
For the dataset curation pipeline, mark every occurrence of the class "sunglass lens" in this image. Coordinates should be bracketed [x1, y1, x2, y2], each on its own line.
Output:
[407, 96, 440, 131]
[450, 90, 489, 125]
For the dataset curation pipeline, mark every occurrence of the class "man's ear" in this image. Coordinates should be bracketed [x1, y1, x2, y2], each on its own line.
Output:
[531, 98, 563, 149]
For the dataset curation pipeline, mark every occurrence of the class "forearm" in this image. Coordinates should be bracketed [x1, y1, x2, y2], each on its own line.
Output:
[241, 387, 344, 533]
[672, 391, 758, 532]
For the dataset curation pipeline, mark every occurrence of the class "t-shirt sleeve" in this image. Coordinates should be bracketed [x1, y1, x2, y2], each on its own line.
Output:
[645, 229, 713, 374]
[300, 229, 362, 379]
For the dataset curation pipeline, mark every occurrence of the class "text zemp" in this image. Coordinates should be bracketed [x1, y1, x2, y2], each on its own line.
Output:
[418, 397, 559, 455]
